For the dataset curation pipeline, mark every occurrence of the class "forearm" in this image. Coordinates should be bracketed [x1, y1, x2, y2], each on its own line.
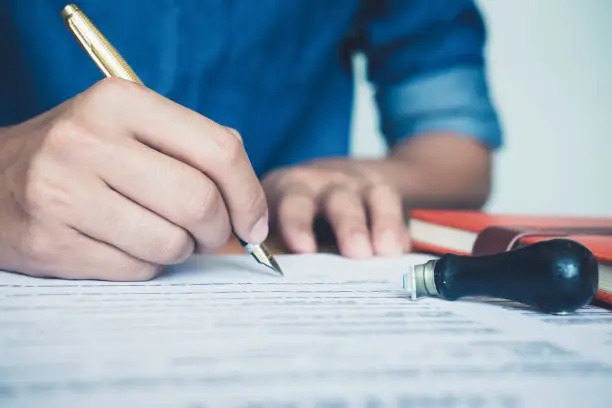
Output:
[389, 132, 492, 209]
[324, 132, 492, 210]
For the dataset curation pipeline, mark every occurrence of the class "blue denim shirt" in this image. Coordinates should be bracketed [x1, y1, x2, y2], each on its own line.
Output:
[1, 0, 502, 177]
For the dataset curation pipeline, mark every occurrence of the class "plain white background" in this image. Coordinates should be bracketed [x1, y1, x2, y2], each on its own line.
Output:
[349, 0, 611, 217]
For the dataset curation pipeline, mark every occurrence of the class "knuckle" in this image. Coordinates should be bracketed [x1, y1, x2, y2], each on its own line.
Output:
[324, 186, 359, 210]
[326, 197, 366, 227]
[45, 118, 80, 149]
[262, 166, 317, 196]
[181, 182, 223, 224]
[367, 183, 398, 201]
[278, 194, 312, 219]
[224, 126, 243, 143]
[328, 170, 353, 185]
[261, 167, 291, 193]
[154, 229, 193, 264]
[23, 161, 76, 217]
[23, 169, 60, 215]
[284, 168, 312, 185]
[276, 198, 294, 223]
[45, 118, 101, 160]
[213, 131, 244, 165]
[85, 77, 137, 105]
[338, 214, 367, 229]
[215, 224, 233, 247]
[339, 223, 369, 240]
[198, 222, 232, 253]
[131, 263, 162, 282]
[73, 77, 141, 119]
[22, 166, 48, 212]
[22, 227, 58, 265]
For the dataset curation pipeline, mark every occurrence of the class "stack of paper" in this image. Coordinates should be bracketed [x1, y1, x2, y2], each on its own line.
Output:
[1, 253, 611, 407]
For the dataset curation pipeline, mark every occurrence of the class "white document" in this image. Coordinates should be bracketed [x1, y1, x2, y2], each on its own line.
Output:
[1, 253, 611, 408]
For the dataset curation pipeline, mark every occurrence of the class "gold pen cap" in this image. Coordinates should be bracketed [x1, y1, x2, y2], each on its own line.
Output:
[61, 4, 142, 84]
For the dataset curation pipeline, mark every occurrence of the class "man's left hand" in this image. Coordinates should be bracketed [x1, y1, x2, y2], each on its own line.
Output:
[261, 159, 409, 259]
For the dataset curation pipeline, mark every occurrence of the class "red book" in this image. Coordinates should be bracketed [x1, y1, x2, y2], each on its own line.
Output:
[408, 210, 612, 305]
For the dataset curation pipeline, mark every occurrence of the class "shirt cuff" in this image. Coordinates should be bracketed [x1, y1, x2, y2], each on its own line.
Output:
[375, 66, 503, 150]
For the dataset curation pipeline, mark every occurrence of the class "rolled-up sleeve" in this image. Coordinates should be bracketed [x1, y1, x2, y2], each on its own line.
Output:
[357, 0, 503, 150]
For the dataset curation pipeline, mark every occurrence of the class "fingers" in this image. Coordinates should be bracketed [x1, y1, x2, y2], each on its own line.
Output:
[365, 184, 408, 256]
[77, 78, 268, 244]
[320, 184, 373, 259]
[20, 223, 161, 282]
[138, 115, 268, 245]
[66, 176, 196, 265]
[264, 165, 407, 258]
[65, 231, 163, 281]
[85, 138, 233, 253]
[321, 184, 407, 258]
[274, 183, 318, 253]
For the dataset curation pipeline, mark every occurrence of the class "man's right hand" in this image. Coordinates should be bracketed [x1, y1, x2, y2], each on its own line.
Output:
[0, 78, 269, 281]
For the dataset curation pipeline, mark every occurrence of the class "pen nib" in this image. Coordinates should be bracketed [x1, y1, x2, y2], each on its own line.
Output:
[254, 253, 284, 276]
[263, 256, 284, 276]
[242, 240, 284, 276]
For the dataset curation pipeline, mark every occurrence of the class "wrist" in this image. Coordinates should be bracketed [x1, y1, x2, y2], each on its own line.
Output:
[388, 132, 492, 209]
[346, 154, 490, 211]
[342, 158, 420, 197]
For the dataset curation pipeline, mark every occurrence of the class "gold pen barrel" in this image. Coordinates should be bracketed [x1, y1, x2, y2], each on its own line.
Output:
[61, 4, 142, 84]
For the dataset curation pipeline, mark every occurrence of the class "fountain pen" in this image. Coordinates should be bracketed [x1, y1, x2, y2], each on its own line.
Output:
[61, 4, 283, 276]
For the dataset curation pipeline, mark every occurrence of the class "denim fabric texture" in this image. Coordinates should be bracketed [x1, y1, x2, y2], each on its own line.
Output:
[1, 0, 502, 177]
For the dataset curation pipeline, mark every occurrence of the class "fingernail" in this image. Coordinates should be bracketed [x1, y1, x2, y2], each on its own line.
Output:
[250, 215, 269, 244]
[352, 234, 373, 258]
[295, 232, 316, 253]
[380, 229, 402, 256]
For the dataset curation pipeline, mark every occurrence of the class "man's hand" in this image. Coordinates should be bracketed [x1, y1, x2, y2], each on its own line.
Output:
[262, 159, 409, 258]
[262, 133, 492, 259]
[0, 78, 268, 281]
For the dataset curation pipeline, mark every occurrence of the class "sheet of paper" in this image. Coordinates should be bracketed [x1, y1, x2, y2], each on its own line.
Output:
[1, 253, 611, 408]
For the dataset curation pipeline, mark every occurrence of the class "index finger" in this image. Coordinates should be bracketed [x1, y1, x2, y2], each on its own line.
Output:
[274, 182, 318, 254]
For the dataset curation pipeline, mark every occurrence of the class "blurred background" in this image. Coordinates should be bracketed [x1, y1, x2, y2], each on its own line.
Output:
[350, 0, 611, 217]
